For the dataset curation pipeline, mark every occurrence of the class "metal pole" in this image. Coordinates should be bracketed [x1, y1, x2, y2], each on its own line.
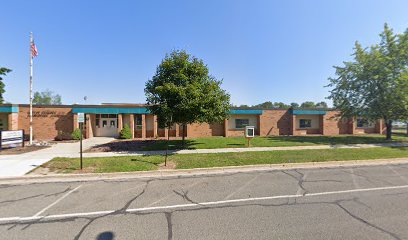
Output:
[29, 32, 33, 145]
[80, 122, 83, 170]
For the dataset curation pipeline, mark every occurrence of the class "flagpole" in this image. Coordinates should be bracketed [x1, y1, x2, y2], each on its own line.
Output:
[29, 32, 33, 145]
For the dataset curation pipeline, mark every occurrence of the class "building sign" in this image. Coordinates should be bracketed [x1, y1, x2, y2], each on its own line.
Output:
[29, 111, 67, 118]
[245, 126, 255, 138]
[78, 113, 85, 123]
[1, 130, 24, 147]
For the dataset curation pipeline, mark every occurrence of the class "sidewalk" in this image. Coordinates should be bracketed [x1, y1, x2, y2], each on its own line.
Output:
[0, 137, 114, 177]
[77, 142, 408, 157]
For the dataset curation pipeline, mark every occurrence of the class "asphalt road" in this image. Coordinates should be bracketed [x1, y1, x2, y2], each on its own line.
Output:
[1, 163, 408, 240]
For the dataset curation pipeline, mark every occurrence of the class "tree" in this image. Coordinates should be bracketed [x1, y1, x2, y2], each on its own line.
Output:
[253, 101, 273, 109]
[33, 89, 62, 105]
[300, 101, 316, 108]
[315, 101, 328, 108]
[273, 102, 290, 109]
[145, 50, 231, 145]
[327, 24, 408, 140]
[0, 67, 11, 104]
[290, 102, 299, 108]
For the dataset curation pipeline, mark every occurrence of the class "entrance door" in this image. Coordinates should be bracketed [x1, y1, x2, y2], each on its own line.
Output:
[95, 114, 118, 137]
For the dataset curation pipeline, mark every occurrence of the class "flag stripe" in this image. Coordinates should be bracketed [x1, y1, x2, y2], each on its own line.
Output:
[31, 41, 38, 58]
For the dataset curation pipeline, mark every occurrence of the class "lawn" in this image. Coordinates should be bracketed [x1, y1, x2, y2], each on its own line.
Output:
[140, 133, 408, 151]
[40, 146, 408, 174]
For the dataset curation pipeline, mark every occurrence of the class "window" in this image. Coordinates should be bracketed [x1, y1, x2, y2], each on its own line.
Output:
[102, 120, 107, 127]
[110, 120, 116, 127]
[235, 119, 249, 129]
[135, 115, 143, 130]
[357, 118, 374, 128]
[299, 119, 312, 128]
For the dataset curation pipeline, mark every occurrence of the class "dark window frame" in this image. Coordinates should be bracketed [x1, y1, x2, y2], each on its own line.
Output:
[235, 119, 249, 129]
[299, 119, 312, 128]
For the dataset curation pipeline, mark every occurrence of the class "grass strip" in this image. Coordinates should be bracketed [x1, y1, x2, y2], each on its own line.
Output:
[42, 147, 408, 173]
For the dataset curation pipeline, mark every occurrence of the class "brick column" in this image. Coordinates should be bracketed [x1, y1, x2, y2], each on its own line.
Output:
[257, 115, 262, 136]
[375, 119, 385, 135]
[141, 114, 146, 139]
[73, 113, 79, 130]
[85, 114, 91, 139]
[224, 119, 228, 137]
[7, 113, 18, 130]
[118, 114, 123, 134]
[350, 117, 356, 134]
[320, 115, 326, 135]
[291, 114, 296, 136]
[175, 124, 179, 137]
[153, 115, 158, 138]
[130, 114, 135, 138]
[164, 124, 168, 138]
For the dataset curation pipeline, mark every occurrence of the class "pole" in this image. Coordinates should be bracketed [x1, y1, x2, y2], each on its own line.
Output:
[29, 32, 34, 145]
[80, 122, 83, 170]
[164, 115, 172, 167]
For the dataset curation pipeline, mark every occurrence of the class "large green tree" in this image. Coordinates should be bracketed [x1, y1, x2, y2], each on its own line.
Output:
[0, 67, 11, 104]
[327, 24, 408, 140]
[145, 50, 231, 144]
[33, 89, 62, 105]
[300, 101, 316, 108]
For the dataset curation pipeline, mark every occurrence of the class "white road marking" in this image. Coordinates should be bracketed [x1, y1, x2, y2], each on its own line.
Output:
[32, 185, 82, 217]
[350, 168, 361, 189]
[223, 175, 259, 200]
[388, 165, 408, 184]
[2, 184, 408, 223]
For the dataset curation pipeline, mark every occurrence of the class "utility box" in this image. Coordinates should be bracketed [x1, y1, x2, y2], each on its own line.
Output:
[245, 126, 255, 138]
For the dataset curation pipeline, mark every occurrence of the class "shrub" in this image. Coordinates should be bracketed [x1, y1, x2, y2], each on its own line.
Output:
[120, 124, 132, 139]
[71, 128, 82, 140]
[55, 131, 65, 141]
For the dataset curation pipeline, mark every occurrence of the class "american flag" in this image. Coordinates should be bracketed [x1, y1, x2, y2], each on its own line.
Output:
[31, 41, 38, 58]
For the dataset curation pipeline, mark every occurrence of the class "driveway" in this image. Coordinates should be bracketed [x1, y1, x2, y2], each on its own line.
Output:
[0, 137, 114, 177]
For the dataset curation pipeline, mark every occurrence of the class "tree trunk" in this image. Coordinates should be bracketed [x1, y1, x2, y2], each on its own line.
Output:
[385, 119, 393, 140]
[182, 124, 186, 147]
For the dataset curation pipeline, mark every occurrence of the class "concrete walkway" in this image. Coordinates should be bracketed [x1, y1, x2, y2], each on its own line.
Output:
[0, 137, 114, 177]
[77, 142, 408, 158]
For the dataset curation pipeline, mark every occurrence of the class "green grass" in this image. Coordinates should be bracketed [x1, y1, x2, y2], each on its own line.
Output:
[174, 147, 408, 169]
[47, 155, 164, 173]
[141, 133, 408, 151]
[43, 147, 408, 173]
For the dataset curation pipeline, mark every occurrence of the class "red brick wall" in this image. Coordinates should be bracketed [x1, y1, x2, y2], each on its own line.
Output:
[259, 110, 292, 136]
[187, 122, 225, 138]
[18, 106, 73, 140]
[323, 111, 349, 135]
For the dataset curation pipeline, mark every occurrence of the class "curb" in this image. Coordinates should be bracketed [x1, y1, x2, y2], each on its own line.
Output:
[1, 158, 408, 185]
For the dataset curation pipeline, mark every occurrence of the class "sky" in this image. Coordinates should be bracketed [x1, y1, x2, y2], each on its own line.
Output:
[1, 0, 408, 106]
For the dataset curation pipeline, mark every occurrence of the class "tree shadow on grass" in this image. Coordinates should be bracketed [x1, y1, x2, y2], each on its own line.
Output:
[130, 156, 164, 167]
[87, 139, 201, 152]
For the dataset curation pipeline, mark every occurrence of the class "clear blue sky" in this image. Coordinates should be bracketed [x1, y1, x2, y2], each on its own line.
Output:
[1, 0, 408, 106]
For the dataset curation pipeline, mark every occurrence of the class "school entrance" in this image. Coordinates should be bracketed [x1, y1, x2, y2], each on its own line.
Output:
[95, 114, 118, 137]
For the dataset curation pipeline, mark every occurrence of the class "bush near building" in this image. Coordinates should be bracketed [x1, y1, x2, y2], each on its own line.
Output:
[120, 124, 132, 139]
[71, 128, 82, 140]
